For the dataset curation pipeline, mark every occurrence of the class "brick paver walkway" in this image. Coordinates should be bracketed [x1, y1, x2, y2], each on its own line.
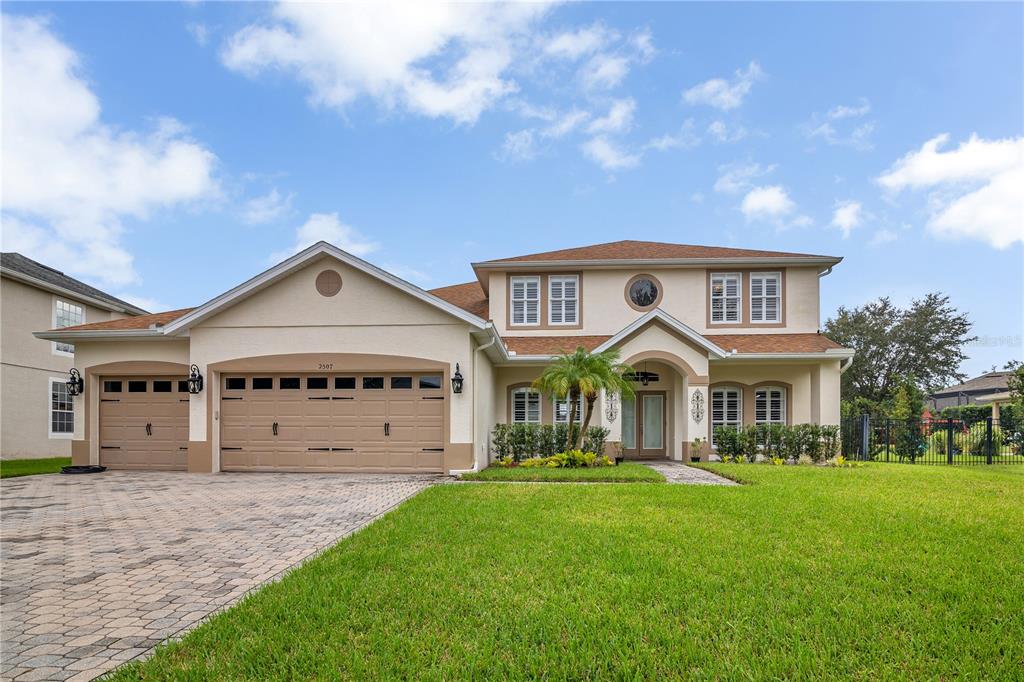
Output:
[642, 461, 739, 485]
[0, 471, 438, 681]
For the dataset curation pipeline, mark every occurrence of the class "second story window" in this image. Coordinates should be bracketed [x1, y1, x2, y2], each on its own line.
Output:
[54, 299, 84, 354]
[750, 272, 781, 323]
[710, 273, 740, 324]
[510, 276, 540, 326]
[548, 275, 578, 325]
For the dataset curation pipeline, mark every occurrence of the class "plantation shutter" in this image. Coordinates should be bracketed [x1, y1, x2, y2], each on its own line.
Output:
[554, 394, 583, 423]
[711, 387, 741, 446]
[711, 273, 741, 323]
[754, 387, 785, 424]
[750, 273, 781, 323]
[549, 275, 578, 325]
[511, 276, 540, 325]
[512, 388, 541, 424]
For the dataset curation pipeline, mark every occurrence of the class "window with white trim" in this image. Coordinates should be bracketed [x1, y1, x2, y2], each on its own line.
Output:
[548, 275, 578, 325]
[53, 300, 84, 354]
[553, 393, 583, 424]
[755, 386, 786, 425]
[511, 387, 541, 424]
[510, 276, 540, 326]
[49, 378, 74, 437]
[711, 387, 741, 446]
[710, 273, 741, 323]
[750, 272, 781, 323]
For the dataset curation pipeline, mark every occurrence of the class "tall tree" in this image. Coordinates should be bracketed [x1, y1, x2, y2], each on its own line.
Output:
[824, 293, 975, 406]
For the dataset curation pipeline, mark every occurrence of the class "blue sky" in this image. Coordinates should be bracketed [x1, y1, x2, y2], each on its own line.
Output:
[2, 2, 1021, 377]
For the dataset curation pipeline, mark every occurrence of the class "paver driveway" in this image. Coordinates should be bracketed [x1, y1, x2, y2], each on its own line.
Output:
[0, 471, 439, 681]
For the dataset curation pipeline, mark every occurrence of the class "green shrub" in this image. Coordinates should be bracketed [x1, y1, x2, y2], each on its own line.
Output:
[491, 424, 512, 460]
[740, 426, 760, 463]
[964, 422, 1004, 456]
[583, 426, 610, 456]
[762, 424, 785, 459]
[820, 425, 841, 460]
[713, 426, 742, 460]
[537, 424, 557, 457]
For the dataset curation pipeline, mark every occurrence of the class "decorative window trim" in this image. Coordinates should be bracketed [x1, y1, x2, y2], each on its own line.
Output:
[750, 272, 782, 324]
[509, 275, 541, 327]
[624, 273, 663, 312]
[511, 386, 542, 424]
[48, 377, 74, 438]
[710, 386, 742, 447]
[52, 298, 84, 356]
[709, 272, 741, 325]
[754, 386, 787, 425]
[548, 275, 579, 326]
[553, 393, 584, 424]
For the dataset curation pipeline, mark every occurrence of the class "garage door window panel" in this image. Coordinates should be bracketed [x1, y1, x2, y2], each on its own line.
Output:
[280, 377, 301, 390]
[252, 377, 273, 390]
[226, 377, 246, 391]
[306, 377, 328, 390]
[128, 381, 147, 393]
[391, 376, 413, 389]
[335, 377, 356, 390]
[103, 380, 122, 393]
[419, 375, 442, 389]
[363, 377, 384, 390]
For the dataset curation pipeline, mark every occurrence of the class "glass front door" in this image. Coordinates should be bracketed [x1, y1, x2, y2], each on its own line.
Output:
[621, 397, 636, 451]
[640, 393, 665, 456]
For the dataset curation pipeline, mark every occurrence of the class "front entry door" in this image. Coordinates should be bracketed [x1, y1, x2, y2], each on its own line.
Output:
[638, 391, 666, 457]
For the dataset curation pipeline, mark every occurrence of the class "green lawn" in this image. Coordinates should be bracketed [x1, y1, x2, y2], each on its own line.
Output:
[0, 457, 70, 479]
[461, 461, 663, 482]
[113, 465, 1023, 680]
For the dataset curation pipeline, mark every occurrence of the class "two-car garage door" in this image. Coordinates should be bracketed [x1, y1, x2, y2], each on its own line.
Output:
[219, 372, 445, 473]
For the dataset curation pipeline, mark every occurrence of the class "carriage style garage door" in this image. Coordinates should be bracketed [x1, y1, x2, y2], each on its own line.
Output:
[219, 373, 445, 473]
[99, 377, 190, 470]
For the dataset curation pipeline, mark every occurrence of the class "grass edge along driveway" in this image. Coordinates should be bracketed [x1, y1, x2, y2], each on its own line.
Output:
[461, 461, 662, 482]
[0, 457, 70, 478]
[111, 465, 1023, 680]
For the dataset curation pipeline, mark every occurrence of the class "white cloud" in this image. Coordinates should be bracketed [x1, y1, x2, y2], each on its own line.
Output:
[868, 229, 897, 246]
[877, 133, 1023, 249]
[543, 109, 590, 138]
[740, 185, 798, 224]
[222, 3, 551, 125]
[830, 200, 863, 238]
[630, 29, 656, 62]
[707, 119, 748, 143]
[186, 22, 209, 47]
[805, 99, 874, 150]
[242, 188, 293, 224]
[580, 136, 640, 171]
[586, 98, 635, 134]
[827, 98, 870, 120]
[1, 14, 218, 287]
[496, 129, 538, 162]
[271, 213, 379, 262]
[543, 23, 615, 60]
[683, 61, 763, 111]
[714, 162, 776, 194]
[645, 119, 700, 152]
[580, 53, 630, 90]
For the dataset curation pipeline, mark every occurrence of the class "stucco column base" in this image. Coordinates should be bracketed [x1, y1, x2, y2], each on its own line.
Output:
[187, 441, 214, 473]
[71, 440, 90, 466]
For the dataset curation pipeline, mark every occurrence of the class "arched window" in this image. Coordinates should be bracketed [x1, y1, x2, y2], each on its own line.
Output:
[511, 387, 541, 424]
[755, 386, 786, 425]
[711, 387, 742, 446]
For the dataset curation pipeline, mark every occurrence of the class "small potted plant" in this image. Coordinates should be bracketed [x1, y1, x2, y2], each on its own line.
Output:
[690, 437, 704, 463]
[612, 441, 624, 466]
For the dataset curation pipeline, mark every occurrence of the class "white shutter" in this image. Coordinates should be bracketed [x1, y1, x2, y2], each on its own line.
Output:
[711, 274, 741, 323]
[548, 275, 578, 326]
[754, 387, 785, 424]
[751, 273, 780, 323]
[511, 277, 540, 325]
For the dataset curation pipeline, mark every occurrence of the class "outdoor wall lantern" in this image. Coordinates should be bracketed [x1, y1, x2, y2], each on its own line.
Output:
[451, 363, 464, 394]
[66, 368, 84, 396]
[187, 364, 204, 394]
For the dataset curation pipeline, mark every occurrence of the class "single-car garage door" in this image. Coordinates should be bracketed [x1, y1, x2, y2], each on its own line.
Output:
[220, 372, 445, 472]
[99, 377, 190, 470]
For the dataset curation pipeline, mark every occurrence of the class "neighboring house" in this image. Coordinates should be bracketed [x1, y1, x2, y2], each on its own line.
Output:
[1, 253, 148, 459]
[928, 371, 1012, 411]
[35, 240, 853, 473]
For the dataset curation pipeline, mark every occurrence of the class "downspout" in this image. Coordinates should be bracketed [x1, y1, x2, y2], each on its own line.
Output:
[840, 355, 854, 374]
[448, 332, 498, 476]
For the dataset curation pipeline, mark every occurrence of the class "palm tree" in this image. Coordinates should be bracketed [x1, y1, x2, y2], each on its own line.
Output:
[532, 347, 635, 451]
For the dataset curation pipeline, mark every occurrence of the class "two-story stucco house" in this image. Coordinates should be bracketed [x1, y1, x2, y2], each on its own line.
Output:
[35, 240, 853, 474]
[1, 253, 147, 459]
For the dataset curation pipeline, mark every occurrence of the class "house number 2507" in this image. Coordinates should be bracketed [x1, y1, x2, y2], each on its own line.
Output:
[318, 363, 334, 370]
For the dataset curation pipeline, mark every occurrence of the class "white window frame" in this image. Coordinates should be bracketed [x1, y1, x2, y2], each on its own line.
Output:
[711, 387, 742, 447]
[52, 299, 84, 356]
[750, 272, 782, 324]
[510, 276, 541, 326]
[511, 387, 541, 424]
[710, 273, 741, 324]
[553, 393, 583, 424]
[548, 275, 579, 326]
[755, 386, 786, 425]
[48, 377, 74, 438]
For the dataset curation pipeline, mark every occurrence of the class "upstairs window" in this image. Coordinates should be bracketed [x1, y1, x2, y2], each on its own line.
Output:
[553, 394, 583, 424]
[510, 276, 540, 326]
[755, 386, 786, 425]
[511, 387, 541, 424]
[54, 300, 84, 354]
[548, 275, 579, 325]
[711, 388, 741, 446]
[750, 272, 781, 323]
[710, 273, 741, 324]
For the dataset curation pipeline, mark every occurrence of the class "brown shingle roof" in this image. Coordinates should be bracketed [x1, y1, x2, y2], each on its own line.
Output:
[53, 308, 194, 332]
[429, 281, 488, 318]
[932, 371, 1010, 396]
[478, 240, 835, 264]
[502, 333, 844, 356]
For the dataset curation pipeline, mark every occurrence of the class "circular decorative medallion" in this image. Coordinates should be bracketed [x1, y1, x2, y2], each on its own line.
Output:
[690, 391, 705, 423]
[315, 269, 343, 297]
[625, 274, 663, 311]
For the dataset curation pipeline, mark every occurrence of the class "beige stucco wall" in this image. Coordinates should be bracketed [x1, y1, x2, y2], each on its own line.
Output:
[488, 266, 821, 337]
[0, 276, 126, 459]
[472, 343, 496, 468]
[708, 361, 831, 426]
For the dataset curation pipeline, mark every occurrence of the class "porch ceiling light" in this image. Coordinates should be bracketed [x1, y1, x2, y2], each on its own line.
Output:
[66, 368, 84, 396]
[187, 364, 204, 394]
[451, 363, 464, 394]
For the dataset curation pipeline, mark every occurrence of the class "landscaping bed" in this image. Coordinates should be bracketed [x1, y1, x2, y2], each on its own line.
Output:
[111, 465, 1023, 680]
[0, 457, 71, 479]
[461, 461, 663, 482]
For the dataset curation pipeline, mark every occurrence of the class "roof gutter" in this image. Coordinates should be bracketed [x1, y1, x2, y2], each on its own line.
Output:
[33, 329, 171, 341]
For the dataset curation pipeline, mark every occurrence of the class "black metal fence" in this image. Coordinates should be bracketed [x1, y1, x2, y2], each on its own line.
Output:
[841, 414, 1024, 465]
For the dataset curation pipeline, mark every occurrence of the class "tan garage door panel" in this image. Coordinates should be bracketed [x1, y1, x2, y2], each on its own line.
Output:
[220, 373, 444, 473]
[99, 377, 189, 470]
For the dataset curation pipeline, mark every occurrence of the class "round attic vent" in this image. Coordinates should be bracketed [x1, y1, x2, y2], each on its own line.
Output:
[315, 269, 342, 297]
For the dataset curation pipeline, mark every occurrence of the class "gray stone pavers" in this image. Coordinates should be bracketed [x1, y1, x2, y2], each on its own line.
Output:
[1, 471, 437, 681]
[641, 461, 740, 485]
